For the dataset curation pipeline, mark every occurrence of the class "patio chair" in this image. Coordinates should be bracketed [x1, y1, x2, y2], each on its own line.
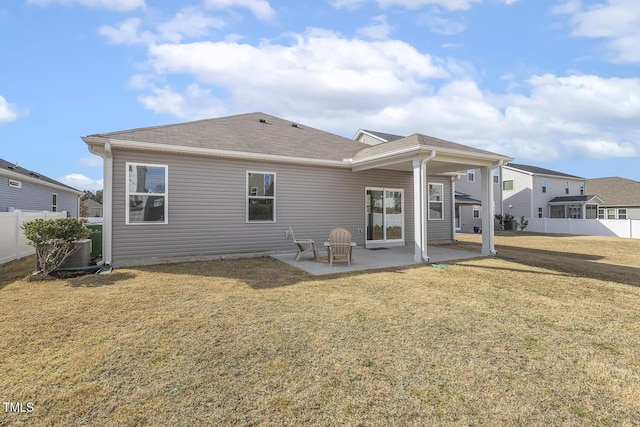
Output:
[325, 227, 356, 267]
[289, 226, 319, 261]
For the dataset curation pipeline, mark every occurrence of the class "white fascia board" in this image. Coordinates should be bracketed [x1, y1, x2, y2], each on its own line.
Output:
[349, 145, 511, 170]
[84, 137, 349, 169]
[347, 145, 425, 167]
[0, 169, 84, 196]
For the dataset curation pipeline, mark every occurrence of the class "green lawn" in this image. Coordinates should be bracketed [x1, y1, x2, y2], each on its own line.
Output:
[1, 232, 639, 426]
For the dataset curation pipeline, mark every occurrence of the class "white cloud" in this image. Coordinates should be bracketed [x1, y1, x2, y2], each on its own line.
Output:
[357, 15, 393, 40]
[137, 84, 227, 119]
[98, 18, 153, 45]
[550, 0, 582, 15]
[99, 8, 226, 45]
[417, 8, 466, 35]
[147, 29, 448, 108]
[157, 8, 226, 43]
[27, 0, 144, 12]
[562, 0, 640, 63]
[203, 0, 275, 20]
[58, 174, 103, 192]
[78, 156, 103, 167]
[0, 95, 18, 123]
[129, 25, 639, 163]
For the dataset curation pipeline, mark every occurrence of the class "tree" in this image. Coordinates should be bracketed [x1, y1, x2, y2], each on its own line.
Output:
[82, 190, 103, 204]
[22, 218, 92, 277]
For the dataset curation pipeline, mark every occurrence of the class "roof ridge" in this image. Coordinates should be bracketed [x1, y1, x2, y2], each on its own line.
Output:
[88, 112, 267, 137]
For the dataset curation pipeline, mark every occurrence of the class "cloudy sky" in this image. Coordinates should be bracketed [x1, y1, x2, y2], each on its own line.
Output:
[1, 0, 639, 191]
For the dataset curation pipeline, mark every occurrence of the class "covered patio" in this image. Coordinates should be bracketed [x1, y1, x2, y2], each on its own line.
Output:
[272, 244, 483, 276]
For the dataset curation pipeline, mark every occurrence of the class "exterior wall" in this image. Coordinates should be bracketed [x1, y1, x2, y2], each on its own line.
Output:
[455, 168, 502, 233]
[0, 175, 78, 216]
[110, 149, 456, 266]
[355, 134, 384, 146]
[501, 169, 533, 219]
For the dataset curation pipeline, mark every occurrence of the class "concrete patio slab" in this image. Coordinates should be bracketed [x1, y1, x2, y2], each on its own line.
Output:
[272, 245, 483, 276]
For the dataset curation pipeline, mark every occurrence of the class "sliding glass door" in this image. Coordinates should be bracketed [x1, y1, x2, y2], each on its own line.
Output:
[365, 188, 404, 247]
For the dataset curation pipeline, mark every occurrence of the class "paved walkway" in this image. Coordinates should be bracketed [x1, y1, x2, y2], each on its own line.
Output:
[272, 245, 483, 276]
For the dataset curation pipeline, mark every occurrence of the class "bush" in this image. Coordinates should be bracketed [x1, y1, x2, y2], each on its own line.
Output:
[494, 213, 515, 230]
[22, 218, 92, 277]
[518, 215, 529, 231]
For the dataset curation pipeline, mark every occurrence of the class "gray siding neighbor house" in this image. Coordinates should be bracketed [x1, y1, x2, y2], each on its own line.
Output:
[501, 163, 597, 220]
[0, 157, 82, 216]
[83, 112, 512, 268]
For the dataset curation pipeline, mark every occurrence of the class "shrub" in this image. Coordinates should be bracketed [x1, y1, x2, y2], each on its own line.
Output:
[518, 216, 529, 231]
[494, 213, 515, 230]
[22, 218, 92, 277]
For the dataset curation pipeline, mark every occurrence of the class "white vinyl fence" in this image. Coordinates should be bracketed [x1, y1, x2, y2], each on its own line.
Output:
[525, 218, 640, 239]
[0, 210, 67, 265]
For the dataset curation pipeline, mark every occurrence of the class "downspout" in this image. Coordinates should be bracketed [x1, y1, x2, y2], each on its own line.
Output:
[451, 175, 459, 241]
[420, 151, 436, 261]
[103, 142, 113, 266]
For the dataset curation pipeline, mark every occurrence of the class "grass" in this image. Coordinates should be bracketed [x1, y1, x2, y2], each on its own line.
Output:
[1, 232, 640, 426]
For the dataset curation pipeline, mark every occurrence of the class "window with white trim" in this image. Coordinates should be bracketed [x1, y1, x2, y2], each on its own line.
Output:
[472, 205, 481, 219]
[247, 171, 275, 222]
[467, 169, 475, 182]
[541, 178, 547, 193]
[503, 180, 514, 191]
[428, 183, 444, 220]
[538, 207, 543, 218]
[493, 169, 499, 184]
[600, 208, 628, 220]
[580, 182, 585, 196]
[565, 181, 570, 195]
[52, 193, 58, 212]
[126, 162, 168, 224]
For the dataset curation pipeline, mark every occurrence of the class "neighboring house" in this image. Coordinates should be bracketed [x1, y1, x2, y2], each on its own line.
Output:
[454, 167, 502, 233]
[82, 198, 103, 217]
[0, 157, 82, 216]
[82, 112, 512, 268]
[586, 177, 640, 220]
[501, 163, 600, 220]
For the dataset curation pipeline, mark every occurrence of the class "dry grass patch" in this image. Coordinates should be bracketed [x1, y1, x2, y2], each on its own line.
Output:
[2, 234, 640, 426]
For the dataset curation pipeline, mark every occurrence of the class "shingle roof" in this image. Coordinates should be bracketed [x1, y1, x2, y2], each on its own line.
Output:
[548, 195, 599, 203]
[87, 112, 511, 166]
[0, 157, 81, 193]
[586, 177, 640, 206]
[361, 130, 405, 142]
[353, 133, 506, 160]
[89, 112, 369, 162]
[505, 163, 584, 179]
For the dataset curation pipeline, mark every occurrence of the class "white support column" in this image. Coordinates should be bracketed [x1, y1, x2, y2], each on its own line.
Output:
[413, 159, 423, 262]
[481, 166, 496, 255]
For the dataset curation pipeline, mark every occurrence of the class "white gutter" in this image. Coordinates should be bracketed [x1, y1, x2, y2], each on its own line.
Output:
[420, 151, 437, 261]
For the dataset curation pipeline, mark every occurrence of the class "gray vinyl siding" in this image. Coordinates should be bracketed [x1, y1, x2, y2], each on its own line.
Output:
[111, 149, 454, 266]
[0, 175, 78, 216]
[459, 205, 483, 233]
